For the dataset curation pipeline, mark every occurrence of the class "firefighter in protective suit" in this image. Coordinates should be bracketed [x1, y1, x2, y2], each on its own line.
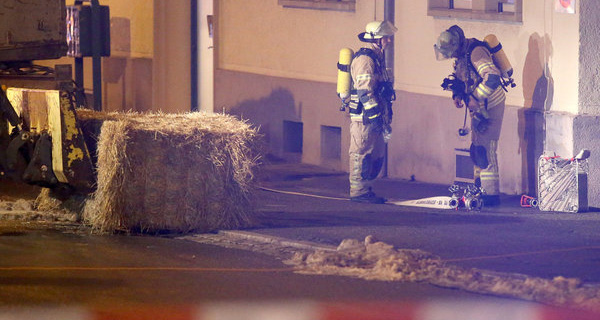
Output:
[434, 25, 506, 206]
[348, 21, 397, 204]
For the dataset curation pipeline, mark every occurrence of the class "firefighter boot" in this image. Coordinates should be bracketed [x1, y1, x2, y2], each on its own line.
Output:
[351, 190, 386, 204]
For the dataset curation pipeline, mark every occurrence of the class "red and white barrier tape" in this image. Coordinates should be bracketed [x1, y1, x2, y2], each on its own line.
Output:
[2, 300, 597, 320]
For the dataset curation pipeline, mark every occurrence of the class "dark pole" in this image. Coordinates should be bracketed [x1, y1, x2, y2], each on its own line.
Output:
[91, 0, 102, 111]
[383, 0, 395, 178]
[74, 1, 85, 108]
[384, 0, 395, 81]
[75, 57, 84, 107]
[191, 0, 198, 111]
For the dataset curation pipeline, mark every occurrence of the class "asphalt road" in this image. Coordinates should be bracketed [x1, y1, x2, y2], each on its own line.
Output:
[0, 221, 509, 307]
[0, 161, 599, 319]
[252, 162, 600, 283]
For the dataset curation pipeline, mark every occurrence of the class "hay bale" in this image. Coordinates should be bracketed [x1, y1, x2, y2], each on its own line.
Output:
[33, 188, 81, 222]
[81, 111, 262, 233]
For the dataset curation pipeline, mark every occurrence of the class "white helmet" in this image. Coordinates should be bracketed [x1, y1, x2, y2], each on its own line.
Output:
[358, 21, 397, 42]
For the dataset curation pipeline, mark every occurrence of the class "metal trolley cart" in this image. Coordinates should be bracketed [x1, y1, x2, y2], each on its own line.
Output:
[537, 150, 590, 213]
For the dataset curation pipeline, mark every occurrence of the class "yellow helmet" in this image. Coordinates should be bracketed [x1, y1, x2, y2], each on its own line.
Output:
[358, 21, 397, 42]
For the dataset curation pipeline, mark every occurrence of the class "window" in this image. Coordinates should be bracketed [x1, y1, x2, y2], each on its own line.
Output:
[452, 0, 473, 10]
[279, 0, 355, 12]
[428, 0, 522, 23]
[498, 0, 517, 13]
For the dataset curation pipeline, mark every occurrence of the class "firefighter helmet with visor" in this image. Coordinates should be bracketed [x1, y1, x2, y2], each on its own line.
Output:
[434, 25, 465, 60]
[358, 21, 397, 43]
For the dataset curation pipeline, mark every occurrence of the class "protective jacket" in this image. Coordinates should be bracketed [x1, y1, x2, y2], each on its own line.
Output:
[454, 39, 505, 109]
[348, 44, 391, 125]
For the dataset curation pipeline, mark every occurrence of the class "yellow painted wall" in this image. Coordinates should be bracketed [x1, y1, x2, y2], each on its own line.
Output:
[101, 0, 156, 112]
[38, 0, 155, 111]
[62, 0, 153, 58]
[152, 0, 191, 113]
[41, 0, 191, 113]
[102, 0, 153, 59]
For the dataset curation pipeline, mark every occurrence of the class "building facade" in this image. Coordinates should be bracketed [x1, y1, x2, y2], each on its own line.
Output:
[53, 1, 598, 206]
[211, 0, 600, 207]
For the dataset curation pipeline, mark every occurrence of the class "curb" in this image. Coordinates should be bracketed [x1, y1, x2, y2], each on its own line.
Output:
[219, 230, 337, 252]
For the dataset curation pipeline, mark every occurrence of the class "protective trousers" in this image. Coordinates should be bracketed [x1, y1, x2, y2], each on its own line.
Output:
[472, 100, 505, 196]
[349, 120, 385, 197]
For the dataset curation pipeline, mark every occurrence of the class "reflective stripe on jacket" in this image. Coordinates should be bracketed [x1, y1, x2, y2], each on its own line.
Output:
[469, 45, 505, 106]
[349, 45, 384, 122]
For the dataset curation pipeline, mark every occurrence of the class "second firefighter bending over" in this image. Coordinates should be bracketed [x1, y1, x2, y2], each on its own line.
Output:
[347, 21, 397, 204]
[434, 25, 506, 206]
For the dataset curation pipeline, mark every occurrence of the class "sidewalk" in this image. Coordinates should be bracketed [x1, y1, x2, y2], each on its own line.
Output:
[256, 161, 541, 214]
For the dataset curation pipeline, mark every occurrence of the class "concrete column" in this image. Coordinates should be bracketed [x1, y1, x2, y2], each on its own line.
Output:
[576, 1, 600, 207]
[153, 0, 191, 113]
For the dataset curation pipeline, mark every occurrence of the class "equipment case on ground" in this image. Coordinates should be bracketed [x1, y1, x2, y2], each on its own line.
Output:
[537, 153, 589, 213]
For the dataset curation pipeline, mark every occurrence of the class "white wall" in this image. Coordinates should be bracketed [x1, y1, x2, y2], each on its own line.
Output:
[215, 0, 582, 196]
[217, 0, 381, 83]
[389, 0, 580, 193]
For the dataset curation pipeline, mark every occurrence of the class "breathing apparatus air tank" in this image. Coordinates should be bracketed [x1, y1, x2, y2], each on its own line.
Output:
[336, 47, 354, 102]
[483, 34, 513, 78]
